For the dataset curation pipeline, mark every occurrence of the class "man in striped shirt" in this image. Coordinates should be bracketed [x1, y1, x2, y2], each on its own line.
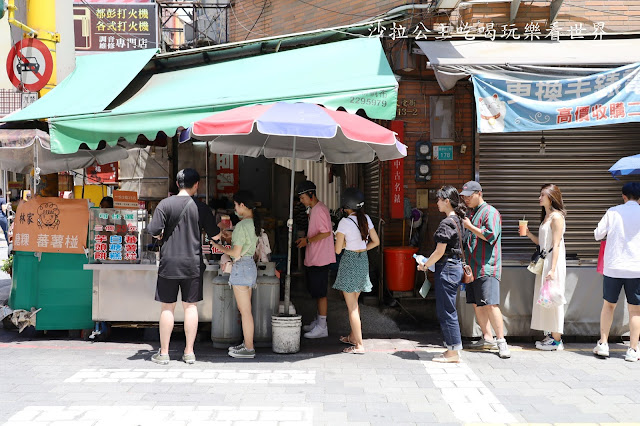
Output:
[460, 181, 510, 359]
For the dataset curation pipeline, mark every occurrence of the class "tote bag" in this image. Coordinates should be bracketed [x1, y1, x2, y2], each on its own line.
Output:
[596, 240, 606, 275]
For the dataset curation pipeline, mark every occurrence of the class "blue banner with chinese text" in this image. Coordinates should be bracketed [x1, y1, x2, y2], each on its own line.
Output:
[472, 63, 640, 133]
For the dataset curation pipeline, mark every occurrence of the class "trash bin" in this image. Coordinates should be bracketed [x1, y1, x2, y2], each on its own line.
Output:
[383, 247, 419, 292]
[211, 272, 242, 349]
[251, 262, 280, 347]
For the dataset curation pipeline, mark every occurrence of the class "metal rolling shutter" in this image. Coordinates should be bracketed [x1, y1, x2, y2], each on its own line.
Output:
[478, 123, 640, 260]
[363, 159, 381, 222]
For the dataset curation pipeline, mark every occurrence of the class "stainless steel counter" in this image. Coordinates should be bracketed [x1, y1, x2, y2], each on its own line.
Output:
[84, 263, 219, 322]
[457, 264, 630, 337]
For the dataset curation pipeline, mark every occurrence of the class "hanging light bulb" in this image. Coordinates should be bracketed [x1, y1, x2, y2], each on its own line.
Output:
[539, 132, 546, 155]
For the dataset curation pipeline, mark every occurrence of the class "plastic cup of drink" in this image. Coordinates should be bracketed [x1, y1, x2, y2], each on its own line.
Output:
[519, 220, 528, 236]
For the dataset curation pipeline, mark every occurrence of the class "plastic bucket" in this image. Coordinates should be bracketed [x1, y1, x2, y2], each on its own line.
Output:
[271, 314, 302, 354]
[383, 246, 419, 292]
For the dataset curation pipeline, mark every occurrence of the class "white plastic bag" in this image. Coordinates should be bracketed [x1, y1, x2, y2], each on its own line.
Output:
[537, 278, 565, 308]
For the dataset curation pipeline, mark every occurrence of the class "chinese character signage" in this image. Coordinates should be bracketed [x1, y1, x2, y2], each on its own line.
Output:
[368, 20, 606, 42]
[73, 2, 158, 53]
[389, 120, 405, 219]
[12, 198, 89, 254]
[86, 162, 118, 184]
[113, 190, 138, 209]
[472, 63, 640, 133]
[90, 209, 140, 262]
[216, 154, 239, 197]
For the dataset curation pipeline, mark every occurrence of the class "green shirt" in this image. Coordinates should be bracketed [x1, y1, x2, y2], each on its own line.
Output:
[463, 202, 502, 280]
[231, 218, 258, 260]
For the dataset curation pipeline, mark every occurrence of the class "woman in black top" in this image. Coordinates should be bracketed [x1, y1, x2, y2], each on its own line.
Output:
[417, 185, 466, 363]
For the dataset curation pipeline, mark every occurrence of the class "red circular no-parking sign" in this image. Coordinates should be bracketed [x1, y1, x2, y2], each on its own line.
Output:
[6, 38, 53, 92]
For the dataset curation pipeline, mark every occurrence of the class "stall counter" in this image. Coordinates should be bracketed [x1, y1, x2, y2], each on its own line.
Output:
[84, 263, 219, 322]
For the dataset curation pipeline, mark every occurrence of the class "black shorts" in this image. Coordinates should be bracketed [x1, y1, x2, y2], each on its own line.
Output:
[603, 276, 640, 305]
[155, 275, 203, 303]
[306, 265, 330, 299]
[465, 276, 501, 306]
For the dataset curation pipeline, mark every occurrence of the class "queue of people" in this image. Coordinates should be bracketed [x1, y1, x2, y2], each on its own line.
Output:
[420, 180, 640, 364]
[146, 168, 640, 365]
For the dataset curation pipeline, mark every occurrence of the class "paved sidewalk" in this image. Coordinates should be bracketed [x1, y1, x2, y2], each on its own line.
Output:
[1, 325, 639, 425]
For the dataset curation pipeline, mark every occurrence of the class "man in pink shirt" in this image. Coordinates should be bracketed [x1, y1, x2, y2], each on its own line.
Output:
[295, 181, 336, 338]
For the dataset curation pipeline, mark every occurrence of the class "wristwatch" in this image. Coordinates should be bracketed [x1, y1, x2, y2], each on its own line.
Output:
[306, 237, 310, 245]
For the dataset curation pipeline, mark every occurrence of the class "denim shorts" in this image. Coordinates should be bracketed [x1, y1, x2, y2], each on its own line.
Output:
[229, 256, 257, 287]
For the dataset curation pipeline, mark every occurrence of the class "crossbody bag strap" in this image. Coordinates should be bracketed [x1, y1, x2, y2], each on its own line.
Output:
[449, 216, 467, 264]
[348, 216, 369, 242]
[163, 197, 194, 243]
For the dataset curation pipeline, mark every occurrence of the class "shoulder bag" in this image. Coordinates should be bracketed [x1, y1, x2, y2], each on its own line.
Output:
[527, 245, 553, 275]
[451, 217, 474, 284]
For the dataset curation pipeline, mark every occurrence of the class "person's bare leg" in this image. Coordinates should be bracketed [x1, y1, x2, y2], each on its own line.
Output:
[474, 305, 493, 340]
[599, 300, 616, 344]
[343, 291, 363, 350]
[317, 297, 328, 317]
[182, 302, 198, 355]
[487, 305, 505, 340]
[628, 304, 640, 351]
[159, 302, 176, 354]
[234, 286, 254, 350]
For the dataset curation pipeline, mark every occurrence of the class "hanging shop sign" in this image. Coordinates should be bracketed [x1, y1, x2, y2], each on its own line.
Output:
[12, 197, 89, 254]
[216, 154, 239, 198]
[389, 120, 405, 219]
[86, 162, 118, 184]
[73, 2, 158, 53]
[472, 62, 640, 133]
[113, 190, 138, 208]
[6, 39, 53, 92]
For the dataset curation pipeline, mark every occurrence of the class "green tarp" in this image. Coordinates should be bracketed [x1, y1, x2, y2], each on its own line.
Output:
[48, 37, 398, 154]
[2, 49, 157, 122]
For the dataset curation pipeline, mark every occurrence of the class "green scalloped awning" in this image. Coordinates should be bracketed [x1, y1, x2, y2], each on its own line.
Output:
[48, 37, 398, 154]
[2, 49, 158, 122]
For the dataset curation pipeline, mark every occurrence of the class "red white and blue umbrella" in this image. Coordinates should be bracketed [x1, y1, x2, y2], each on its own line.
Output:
[181, 102, 406, 163]
[182, 102, 406, 319]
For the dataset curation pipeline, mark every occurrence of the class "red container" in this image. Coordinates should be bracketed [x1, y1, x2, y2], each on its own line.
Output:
[384, 246, 419, 292]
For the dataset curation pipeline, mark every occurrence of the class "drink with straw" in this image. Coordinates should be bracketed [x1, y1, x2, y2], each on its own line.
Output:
[519, 216, 528, 236]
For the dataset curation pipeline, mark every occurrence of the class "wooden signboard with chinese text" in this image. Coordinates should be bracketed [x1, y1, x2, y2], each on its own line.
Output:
[12, 197, 89, 254]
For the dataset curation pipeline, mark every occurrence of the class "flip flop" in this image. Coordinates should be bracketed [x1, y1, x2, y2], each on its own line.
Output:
[343, 346, 365, 354]
[339, 336, 355, 345]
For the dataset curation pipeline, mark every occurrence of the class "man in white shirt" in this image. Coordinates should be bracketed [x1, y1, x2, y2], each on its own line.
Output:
[593, 182, 640, 362]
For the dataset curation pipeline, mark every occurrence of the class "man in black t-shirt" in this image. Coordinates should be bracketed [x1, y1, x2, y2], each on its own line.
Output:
[147, 168, 218, 365]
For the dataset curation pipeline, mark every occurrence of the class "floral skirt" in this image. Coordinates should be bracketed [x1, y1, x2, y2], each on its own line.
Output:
[332, 250, 372, 294]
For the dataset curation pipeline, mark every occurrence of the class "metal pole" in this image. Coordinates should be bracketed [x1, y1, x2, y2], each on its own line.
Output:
[284, 136, 297, 316]
[205, 141, 210, 205]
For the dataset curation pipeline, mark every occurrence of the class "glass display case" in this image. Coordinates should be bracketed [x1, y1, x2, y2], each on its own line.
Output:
[88, 208, 152, 264]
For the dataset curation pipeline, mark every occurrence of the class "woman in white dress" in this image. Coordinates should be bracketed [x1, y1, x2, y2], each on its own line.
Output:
[524, 184, 567, 351]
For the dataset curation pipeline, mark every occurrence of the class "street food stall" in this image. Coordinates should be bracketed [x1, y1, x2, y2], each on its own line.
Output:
[84, 192, 220, 323]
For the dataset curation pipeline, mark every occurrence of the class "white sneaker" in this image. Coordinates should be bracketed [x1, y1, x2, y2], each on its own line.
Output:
[535, 334, 553, 347]
[624, 347, 639, 362]
[303, 324, 328, 339]
[593, 340, 609, 357]
[302, 317, 318, 332]
[536, 339, 564, 351]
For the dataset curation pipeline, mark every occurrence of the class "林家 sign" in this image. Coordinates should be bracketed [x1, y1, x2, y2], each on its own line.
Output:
[73, 2, 158, 53]
[12, 198, 89, 254]
[473, 62, 640, 133]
